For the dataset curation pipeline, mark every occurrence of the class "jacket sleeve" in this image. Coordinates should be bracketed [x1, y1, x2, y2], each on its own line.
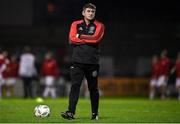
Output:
[69, 22, 84, 44]
[80, 23, 105, 43]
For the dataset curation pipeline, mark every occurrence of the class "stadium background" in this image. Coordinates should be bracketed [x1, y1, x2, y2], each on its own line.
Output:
[0, 0, 179, 97]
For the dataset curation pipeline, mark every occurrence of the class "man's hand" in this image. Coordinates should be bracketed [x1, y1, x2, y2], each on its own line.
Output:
[76, 34, 80, 38]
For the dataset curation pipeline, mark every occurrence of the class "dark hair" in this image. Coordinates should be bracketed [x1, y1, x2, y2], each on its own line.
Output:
[83, 3, 96, 11]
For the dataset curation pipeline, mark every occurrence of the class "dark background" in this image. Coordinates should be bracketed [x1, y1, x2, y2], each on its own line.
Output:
[0, 0, 179, 76]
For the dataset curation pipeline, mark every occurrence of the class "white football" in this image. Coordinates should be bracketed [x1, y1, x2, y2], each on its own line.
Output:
[34, 105, 50, 117]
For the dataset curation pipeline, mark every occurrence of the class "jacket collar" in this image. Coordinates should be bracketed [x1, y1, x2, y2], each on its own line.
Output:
[83, 19, 95, 25]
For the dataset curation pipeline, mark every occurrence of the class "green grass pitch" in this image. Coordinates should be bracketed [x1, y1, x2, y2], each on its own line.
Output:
[0, 97, 180, 123]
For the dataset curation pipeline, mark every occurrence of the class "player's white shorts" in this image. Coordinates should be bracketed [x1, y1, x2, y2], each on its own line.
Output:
[45, 76, 55, 86]
[0, 75, 5, 86]
[150, 78, 158, 87]
[157, 75, 167, 87]
[5, 78, 17, 86]
[0, 79, 5, 86]
[176, 78, 180, 88]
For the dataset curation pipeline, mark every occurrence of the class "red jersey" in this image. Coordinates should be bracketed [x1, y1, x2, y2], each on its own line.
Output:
[151, 61, 159, 78]
[41, 59, 59, 76]
[4, 61, 19, 78]
[158, 57, 170, 76]
[175, 61, 180, 78]
[0, 55, 10, 78]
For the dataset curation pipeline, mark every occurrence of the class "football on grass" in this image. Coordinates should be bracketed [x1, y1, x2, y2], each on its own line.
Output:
[34, 105, 50, 117]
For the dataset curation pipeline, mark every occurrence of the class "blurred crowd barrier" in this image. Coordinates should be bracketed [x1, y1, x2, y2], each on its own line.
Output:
[1, 77, 149, 98]
[98, 77, 149, 96]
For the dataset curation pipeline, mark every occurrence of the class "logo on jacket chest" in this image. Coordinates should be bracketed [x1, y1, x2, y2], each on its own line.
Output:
[78, 27, 83, 31]
[88, 26, 95, 34]
[78, 25, 95, 34]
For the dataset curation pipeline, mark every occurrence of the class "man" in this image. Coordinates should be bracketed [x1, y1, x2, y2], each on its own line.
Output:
[19, 46, 37, 98]
[41, 52, 59, 98]
[149, 54, 160, 99]
[61, 3, 105, 120]
[0, 51, 9, 98]
[157, 49, 170, 99]
[4, 55, 19, 97]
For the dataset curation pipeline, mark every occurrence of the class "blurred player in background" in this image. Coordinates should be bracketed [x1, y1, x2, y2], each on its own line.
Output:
[61, 3, 105, 120]
[0, 51, 9, 98]
[3, 55, 19, 97]
[41, 52, 59, 98]
[170, 52, 180, 100]
[157, 50, 170, 99]
[19, 46, 37, 98]
[149, 54, 159, 99]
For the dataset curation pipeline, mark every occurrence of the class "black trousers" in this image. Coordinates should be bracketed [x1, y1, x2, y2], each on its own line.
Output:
[68, 62, 99, 114]
[22, 77, 34, 98]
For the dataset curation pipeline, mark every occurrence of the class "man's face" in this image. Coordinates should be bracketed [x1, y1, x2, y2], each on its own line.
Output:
[82, 8, 96, 20]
